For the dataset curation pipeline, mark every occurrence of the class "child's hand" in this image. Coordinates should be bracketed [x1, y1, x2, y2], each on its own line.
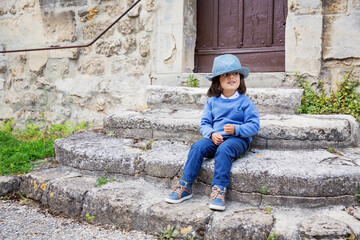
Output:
[211, 132, 223, 145]
[224, 124, 235, 134]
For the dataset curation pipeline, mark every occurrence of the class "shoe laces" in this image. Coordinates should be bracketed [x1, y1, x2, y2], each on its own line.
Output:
[172, 182, 190, 194]
[211, 186, 225, 203]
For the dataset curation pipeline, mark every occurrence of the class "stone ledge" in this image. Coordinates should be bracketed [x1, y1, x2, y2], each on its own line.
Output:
[104, 110, 359, 149]
[54, 132, 360, 203]
[147, 85, 303, 114]
[12, 168, 360, 239]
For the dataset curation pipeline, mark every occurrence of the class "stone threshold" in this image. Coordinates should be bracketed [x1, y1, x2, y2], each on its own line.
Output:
[155, 72, 287, 89]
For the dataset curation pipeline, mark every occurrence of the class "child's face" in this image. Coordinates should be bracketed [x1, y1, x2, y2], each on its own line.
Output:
[219, 72, 240, 95]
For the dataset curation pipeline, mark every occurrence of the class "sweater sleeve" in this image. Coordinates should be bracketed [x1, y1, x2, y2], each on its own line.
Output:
[234, 100, 260, 138]
[200, 99, 215, 138]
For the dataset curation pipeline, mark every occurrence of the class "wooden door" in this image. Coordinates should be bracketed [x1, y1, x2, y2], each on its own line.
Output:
[195, 0, 287, 73]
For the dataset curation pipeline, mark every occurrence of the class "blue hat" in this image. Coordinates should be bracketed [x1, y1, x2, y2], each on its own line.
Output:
[205, 54, 249, 81]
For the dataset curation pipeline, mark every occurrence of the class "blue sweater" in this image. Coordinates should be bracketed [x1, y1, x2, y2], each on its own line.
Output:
[200, 94, 260, 143]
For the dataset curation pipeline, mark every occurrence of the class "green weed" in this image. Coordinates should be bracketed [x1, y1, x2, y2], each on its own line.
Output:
[327, 147, 343, 155]
[141, 139, 154, 151]
[85, 214, 94, 221]
[267, 232, 279, 240]
[186, 74, 200, 88]
[155, 225, 177, 240]
[355, 188, 360, 202]
[264, 206, 272, 213]
[258, 185, 271, 195]
[107, 131, 115, 137]
[96, 176, 122, 188]
[187, 233, 196, 240]
[296, 67, 360, 121]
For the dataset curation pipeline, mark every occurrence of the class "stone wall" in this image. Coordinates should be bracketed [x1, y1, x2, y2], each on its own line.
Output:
[0, 0, 359, 127]
[0, 0, 158, 127]
[285, 0, 360, 91]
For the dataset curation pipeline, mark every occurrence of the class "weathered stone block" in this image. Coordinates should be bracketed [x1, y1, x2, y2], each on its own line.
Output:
[10, 78, 29, 91]
[43, 59, 69, 84]
[324, 0, 348, 14]
[22, 92, 38, 106]
[28, 51, 47, 73]
[96, 40, 122, 57]
[123, 37, 137, 53]
[111, 57, 147, 76]
[80, 57, 105, 75]
[139, 141, 189, 178]
[139, 35, 150, 57]
[128, 4, 141, 18]
[0, 8, 6, 15]
[4, 91, 20, 105]
[0, 106, 14, 120]
[0, 176, 21, 196]
[19, 15, 46, 46]
[19, 0, 35, 13]
[43, 11, 76, 42]
[105, 5, 123, 17]
[285, 14, 322, 76]
[146, 0, 156, 12]
[139, 15, 153, 32]
[59, 0, 87, 7]
[39, 0, 57, 8]
[83, 21, 114, 40]
[0, 0, 7, 15]
[43, 176, 97, 216]
[118, 19, 134, 34]
[288, 0, 322, 15]
[48, 48, 79, 59]
[81, 185, 142, 228]
[9, 4, 16, 15]
[262, 195, 359, 208]
[206, 208, 274, 240]
[40, 0, 86, 7]
[8, 54, 26, 77]
[323, 15, 360, 59]
[19, 169, 81, 201]
[230, 149, 360, 197]
[54, 132, 140, 175]
[299, 216, 353, 239]
[146, 198, 212, 238]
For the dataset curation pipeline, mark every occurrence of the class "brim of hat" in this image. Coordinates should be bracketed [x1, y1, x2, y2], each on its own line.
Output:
[205, 67, 250, 81]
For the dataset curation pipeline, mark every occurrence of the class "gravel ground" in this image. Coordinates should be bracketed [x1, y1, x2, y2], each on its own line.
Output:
[0, 200, 155, 240]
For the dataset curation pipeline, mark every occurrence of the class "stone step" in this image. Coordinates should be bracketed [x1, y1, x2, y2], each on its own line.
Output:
[53, 132, 360, 208]
[7, 167, 359, 240]
[103, 109, 359, 149]
[147, 85, 304, 115]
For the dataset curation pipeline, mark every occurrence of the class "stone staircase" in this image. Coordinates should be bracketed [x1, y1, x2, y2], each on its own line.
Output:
[1, 78, 360, 239]
[105, 85, 359, 149]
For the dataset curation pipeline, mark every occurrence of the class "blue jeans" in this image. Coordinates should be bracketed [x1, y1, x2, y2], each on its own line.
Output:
[181, 137, 249, 187]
